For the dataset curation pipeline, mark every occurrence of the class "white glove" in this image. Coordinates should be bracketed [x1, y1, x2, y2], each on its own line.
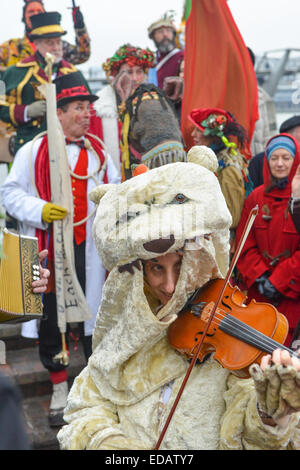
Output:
[27, 100, 47, 119]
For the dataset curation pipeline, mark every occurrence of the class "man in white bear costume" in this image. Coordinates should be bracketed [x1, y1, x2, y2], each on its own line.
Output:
[57, 147, 300, 450]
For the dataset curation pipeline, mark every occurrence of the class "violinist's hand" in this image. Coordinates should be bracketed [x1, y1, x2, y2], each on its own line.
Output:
[32, 249, 50, 294]
[249, 348, 300, 426]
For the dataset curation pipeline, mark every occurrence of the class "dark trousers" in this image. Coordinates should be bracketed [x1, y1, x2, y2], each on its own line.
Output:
[38, 240, 92, 373]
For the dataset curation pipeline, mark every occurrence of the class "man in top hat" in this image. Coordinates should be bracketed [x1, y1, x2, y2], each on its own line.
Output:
[0, 0, 91, 72]
[0, 71, 120, 427]
[0, 11, 90, 154]
[147, 11, 184, 90]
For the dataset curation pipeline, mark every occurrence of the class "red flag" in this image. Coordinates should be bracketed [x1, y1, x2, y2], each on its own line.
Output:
[181, 0, 258, 156]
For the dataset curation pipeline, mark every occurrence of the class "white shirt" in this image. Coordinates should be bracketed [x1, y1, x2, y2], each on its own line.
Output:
[0, 136, 120, 337]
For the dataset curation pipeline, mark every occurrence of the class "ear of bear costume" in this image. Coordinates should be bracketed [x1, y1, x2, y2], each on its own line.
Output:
[187, 146, 218, 173]
[89, 184, 117, 204]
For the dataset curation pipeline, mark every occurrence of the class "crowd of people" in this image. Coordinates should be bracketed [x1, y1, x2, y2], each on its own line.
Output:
[0, 0, 299, 451]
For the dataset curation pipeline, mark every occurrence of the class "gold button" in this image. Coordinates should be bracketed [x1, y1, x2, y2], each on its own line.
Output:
[19, 139, 24, 144]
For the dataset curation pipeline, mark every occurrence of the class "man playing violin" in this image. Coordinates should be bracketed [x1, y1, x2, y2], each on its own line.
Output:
[57, 147, 300, 450]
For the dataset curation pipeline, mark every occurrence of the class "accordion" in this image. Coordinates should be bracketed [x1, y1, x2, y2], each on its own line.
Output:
[0, 229, 43, 323]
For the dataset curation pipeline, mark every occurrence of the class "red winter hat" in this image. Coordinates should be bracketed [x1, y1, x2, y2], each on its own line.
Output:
[188, 107, 248, 151]
[188, 107, 232, 131]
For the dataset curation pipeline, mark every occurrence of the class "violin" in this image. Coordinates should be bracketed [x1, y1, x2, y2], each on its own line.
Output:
[168, 278, 295, 378]
[154, 205, 299, 450]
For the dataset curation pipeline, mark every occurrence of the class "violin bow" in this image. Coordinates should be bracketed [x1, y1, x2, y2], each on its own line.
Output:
[154, 205, 259, 450]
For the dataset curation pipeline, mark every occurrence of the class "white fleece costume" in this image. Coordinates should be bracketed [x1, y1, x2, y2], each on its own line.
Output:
[57, 149, 300, 450]
[93, 84, 121, 175]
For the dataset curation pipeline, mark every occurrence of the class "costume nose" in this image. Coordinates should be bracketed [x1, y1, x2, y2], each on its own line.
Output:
[143, 234, 175, 253]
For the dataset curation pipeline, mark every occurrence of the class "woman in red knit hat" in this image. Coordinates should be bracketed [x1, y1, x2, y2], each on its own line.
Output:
[188, 107, 251, 254]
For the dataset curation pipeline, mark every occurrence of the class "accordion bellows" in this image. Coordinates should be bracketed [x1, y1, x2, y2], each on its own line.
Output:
[0, 229, 43, 323]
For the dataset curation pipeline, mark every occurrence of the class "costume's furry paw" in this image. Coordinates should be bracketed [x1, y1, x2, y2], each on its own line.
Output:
[118, 259, 142, 274]
[89, 184, 116, 204]
[250, 363, 300, 420]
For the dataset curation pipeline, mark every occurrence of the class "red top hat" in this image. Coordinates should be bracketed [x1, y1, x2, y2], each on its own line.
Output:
[54, 72, 98, 108]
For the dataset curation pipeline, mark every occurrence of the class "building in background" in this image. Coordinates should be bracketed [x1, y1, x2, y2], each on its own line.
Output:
[256, 48, 300, 128]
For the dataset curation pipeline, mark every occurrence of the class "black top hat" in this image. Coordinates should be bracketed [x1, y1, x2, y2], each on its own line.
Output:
[279, 115, 300, 133]
[54, 72, 99, 107]
[29, 12, 67, 40]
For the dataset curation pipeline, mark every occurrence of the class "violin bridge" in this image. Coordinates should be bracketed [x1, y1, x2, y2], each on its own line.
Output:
[202, 301, 219, 323]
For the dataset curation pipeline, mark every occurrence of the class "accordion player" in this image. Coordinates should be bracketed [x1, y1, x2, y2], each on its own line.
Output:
[0, 229, 43, 323]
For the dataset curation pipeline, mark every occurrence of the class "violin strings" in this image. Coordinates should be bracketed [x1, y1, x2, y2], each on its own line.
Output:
[204, 313, 276, 353]
[225, 315, 296, 356]
[208, 314, 294, 356]
[196, 306, 298, 357]
[210, 311, 286, 353]
[219, 314, 296, 356]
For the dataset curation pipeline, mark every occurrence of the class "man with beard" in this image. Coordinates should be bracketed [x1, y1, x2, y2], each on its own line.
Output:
[0, 11, 90, 154]
[147, 11, 184, 90]
[0, 0, 90, 71]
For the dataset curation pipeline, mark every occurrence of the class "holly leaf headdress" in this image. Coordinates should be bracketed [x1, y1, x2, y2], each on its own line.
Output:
[201, 114, 237, 155]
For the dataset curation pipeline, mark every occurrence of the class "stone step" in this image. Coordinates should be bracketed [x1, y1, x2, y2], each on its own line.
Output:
[0, 323, 36, 351]
[0, 322, 84, 351]
[0, 323, 87, 449]
[0, 340, 86, 450]
[23, 394, 60, 450]
[0, 340, 86, 398]
[0, 323, 21, 338]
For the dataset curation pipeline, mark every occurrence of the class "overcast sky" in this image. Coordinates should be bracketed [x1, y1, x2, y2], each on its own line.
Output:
[0, 0, 299, 72]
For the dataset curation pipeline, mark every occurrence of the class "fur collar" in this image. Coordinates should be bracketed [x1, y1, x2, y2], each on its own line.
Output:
[94, 84, 118, 119]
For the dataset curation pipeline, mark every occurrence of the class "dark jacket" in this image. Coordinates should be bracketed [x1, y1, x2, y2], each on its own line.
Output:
[0, 373, 30, 450]
[289, 197, 300, 235]
[248, 151, 264, 188]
